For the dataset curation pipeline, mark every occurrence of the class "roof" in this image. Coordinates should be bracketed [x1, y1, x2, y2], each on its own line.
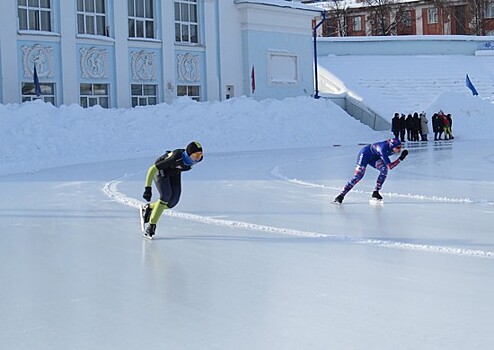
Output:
[234, 0, 322, 13]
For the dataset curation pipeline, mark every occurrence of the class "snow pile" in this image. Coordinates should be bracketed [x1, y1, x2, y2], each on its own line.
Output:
[318, 54, 494, 127]
[0, 96, 382, 175]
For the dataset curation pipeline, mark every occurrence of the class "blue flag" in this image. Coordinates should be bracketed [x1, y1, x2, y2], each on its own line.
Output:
[33, 64, 41, 97]
[466, 74, 478, 96]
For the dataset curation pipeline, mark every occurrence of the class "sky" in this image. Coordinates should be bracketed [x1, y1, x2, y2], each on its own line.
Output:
[1, 54, 493, 349]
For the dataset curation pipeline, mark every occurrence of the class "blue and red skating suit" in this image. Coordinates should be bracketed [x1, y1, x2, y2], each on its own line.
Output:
[341, 140, 400, 195]
[356, 140, 396, 169]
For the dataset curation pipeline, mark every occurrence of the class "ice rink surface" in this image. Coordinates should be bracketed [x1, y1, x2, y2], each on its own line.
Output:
[1, 140, 493, 349]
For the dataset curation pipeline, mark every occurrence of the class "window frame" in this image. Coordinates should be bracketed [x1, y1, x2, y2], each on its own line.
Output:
[80, 83, 110, 108]
[486, 2, 494, 19]
[177, 85, 200, 101]
[18, 0, 53, 32]
[77, 0, 108, 36]
[21, 81, 56, 105]
[131, 84, 158, 107]
[402, 10, 412, 28]
[352, 16, 362, 32]
[428, 7, 438, 24]
[128, 0, 155, 39]
[174, 0, 199, 44]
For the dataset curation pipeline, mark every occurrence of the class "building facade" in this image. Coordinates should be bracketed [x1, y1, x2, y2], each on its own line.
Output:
[0, 0, 319, 108]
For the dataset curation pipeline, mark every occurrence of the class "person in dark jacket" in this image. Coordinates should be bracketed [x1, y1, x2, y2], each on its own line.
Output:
[412, 112, 421, 141]
[432, 113, 440, 140]
[405, 113, 413, 141]
[334, 138, 408, 203]
[391, 112, 400, 139]
[399, 114, 406, 142]
[446, 113, 454, 139]
[141, 141, 203, 239]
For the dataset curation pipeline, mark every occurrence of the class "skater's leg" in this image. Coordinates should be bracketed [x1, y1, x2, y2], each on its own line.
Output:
[165, 175, 182, 209]
[372, 160, 388, 191]
[340, 165, 366, 196]
[149, 200, 168, 225]
[148, 175, 173, 226]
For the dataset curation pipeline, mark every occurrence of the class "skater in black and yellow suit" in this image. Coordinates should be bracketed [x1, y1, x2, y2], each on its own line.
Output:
[141, 141, 203, 239]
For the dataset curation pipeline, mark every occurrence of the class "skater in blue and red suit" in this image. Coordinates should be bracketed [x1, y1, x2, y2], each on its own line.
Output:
[334, 138, 408, 203]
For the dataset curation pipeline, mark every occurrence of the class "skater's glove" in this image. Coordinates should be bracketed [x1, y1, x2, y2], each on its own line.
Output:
[143, 187, 152, 202]
[399, 150, 409, 161]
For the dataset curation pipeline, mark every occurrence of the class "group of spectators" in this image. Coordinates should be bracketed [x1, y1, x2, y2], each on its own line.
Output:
[432, 111, 454, 140]
[391, 110, 454, 142]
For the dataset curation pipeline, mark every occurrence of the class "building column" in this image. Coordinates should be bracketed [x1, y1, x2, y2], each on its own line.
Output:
[59, 0, 78, 105]
[0, 1, 20, 103]
[113, 0, 130, 108]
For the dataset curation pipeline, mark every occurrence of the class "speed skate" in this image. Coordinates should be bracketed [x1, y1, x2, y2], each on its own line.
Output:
[369, 198, 384, 205]
[139, 204, 146, 232]
[139, 204, 154, 239]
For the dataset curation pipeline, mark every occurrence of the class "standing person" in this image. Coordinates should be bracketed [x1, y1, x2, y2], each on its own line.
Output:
[391, 112, 400, 139]
[432, 113, 440, 140]
[412, 112, 421, 141]
[437, 110, 448, 140]
[438, 111, 452, 140]
[334, 138, 408, 203]
[446, 113, 454, 139]
[405, 113, 413, 141]
[141, 141, 203, 239]
[419, 111, 429, 141]
[399, 113, 406, 142]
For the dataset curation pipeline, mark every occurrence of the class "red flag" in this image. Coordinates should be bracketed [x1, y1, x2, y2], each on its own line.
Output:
[251, 65, 255, 94]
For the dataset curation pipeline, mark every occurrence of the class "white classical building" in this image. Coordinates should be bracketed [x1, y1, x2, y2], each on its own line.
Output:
[0, 0, 320, 108]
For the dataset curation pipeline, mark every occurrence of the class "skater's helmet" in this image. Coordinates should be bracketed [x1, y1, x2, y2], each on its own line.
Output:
[186, 141, 203, 162]
[388, 138, 402, 150]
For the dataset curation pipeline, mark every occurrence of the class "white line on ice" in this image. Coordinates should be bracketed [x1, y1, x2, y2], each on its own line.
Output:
[103, 176, 494, 259]
[270, 166, 488, 204]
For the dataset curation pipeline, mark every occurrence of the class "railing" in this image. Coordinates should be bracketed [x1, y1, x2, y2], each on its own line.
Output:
[321, 93, 390, 131]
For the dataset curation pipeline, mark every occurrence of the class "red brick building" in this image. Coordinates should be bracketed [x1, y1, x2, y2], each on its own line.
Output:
[306, 0, 494, 37]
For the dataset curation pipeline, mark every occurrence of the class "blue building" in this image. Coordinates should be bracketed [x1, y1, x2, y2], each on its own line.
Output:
[0, 0, 319, 108]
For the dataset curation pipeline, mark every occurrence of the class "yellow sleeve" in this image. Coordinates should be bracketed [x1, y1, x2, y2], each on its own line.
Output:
[145, 164, 158, 187]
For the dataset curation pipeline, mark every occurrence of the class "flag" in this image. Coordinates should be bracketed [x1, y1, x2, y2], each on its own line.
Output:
[466, 74, 478, 96]
[251, 65, 255, 94]
[33, 64, 42, 97]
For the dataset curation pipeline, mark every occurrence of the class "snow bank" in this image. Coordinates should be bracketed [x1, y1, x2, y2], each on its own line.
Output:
[0, 96, 382, 175]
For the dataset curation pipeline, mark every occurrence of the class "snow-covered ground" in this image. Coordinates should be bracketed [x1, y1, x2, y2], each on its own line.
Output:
[1, 54, 493, 349]
[318, 54, 494, 132]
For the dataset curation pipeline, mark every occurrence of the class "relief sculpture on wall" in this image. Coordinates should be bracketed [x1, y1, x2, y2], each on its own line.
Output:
[177, 53, 200, 82]
[131, 50, 157, 81]
[22, 44, 55, 78]
[80, 47, 109, 79]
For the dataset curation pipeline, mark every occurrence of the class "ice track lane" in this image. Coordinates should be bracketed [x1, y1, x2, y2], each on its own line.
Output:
[103, 172, 494, 259]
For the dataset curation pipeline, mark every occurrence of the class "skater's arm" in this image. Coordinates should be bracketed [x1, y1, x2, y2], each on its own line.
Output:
[388, 159, 400, 170]
[388, 150, 408, 170]
[145, 164, 158, 187]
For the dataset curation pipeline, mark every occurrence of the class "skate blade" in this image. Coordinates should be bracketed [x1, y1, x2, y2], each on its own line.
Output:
[142, 233, 154, 240]
[139, 204, 146, 232]
[369, 198, 384, 205]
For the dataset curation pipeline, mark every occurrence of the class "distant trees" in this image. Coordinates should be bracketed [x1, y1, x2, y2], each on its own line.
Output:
[321, 0, 415, 36]
[363, 0, 398, 36]
[318, 0, 349, 36]
[318, 0, 494, 36]
[434, 0, 492, 35]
